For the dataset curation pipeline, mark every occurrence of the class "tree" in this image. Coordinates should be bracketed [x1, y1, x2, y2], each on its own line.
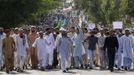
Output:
[74, 0, 128, 26]
[0, 0, 61, 28]
[127, 0, 134, 17]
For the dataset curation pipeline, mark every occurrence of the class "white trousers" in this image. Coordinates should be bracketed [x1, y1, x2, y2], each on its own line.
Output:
[60, 55, 70, 70]
[38, 54, 47, 68]
[46, 51, 53, 66]
[117, 52, 123, 68]
[17, 55, 26, 70]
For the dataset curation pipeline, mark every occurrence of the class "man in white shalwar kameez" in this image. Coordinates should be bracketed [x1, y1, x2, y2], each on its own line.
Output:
[131, 31, 134, 70]
[116, 30, 124, 70]
[32, 31, 47, 71]
[16, 29, 29, 72]
[44, 28, 55, 69]
[58, 30, 73, 72]
[0, 27, 5, 70]
[120, 30, 134, 70]
[11, 28, 19, 70]
[73, 27, 84, 69]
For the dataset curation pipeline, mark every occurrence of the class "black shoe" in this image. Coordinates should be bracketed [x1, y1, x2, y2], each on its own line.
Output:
[46, 65, 52, 69]
[40, 67, 45, 71]
[110, 69, 114, 72]
[89, 67, 93, 69]
[66, 68, 69, 71]
[0, 67, 2, 71]
[84, 64, 88, 69]
[17, 68, 24, 73]
[115, 65, 117, 68]
[76, 67, 79, 69]
[6, 70, 10, 74]
[121, 66, 123, 69]
[46, 65, 49, 69]
[117, 68, 121, 71]
[63, 70, 67, 73]
[125, 67, 128, 71]
[49, 65, 53, 69]
[80, 65, 84, 69]
[108, 67, 110, 70]
[16, 68, 20, 72]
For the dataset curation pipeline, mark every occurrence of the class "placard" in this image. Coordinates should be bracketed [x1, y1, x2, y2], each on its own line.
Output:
[113, 21, 123, 29]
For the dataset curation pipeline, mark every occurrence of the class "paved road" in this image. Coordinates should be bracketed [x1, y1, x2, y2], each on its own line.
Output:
[0, 69, 134, 75]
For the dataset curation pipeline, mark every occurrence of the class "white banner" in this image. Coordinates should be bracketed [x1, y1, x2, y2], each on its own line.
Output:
[113, 21, 123, 29]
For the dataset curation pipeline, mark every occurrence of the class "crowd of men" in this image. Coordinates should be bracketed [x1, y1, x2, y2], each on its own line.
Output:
[0, 26, 134, 74]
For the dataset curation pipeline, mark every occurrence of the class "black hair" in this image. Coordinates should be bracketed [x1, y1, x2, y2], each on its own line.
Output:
[45, 28, 50, 31]
[62, 31, 67, 37]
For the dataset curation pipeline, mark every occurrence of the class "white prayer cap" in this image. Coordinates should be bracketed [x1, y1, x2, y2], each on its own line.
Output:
[39, 31, 43, 34]
[18, 28, 24, 32]
[31, 26, 36, 28]
[60, 27, 67, 32]
[125, 28, 131, 32]
[15, 27, 19, 30]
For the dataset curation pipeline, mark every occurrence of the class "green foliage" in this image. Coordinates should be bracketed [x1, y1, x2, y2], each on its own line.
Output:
[127, 0, 134, 17]
[0, 0, 61, 28]
[74, 0, 128, 26]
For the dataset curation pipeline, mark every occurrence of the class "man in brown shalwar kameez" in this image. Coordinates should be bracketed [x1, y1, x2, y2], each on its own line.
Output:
[2, 28, 15, 73]
[28, 26, 38, 69]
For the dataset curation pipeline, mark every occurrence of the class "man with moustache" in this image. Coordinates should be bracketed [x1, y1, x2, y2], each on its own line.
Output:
[16, 29, 29, 72]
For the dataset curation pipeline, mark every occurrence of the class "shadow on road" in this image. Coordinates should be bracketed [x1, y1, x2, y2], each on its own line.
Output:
[64, 71, 77, 74]
[76, 69, 92, 71]
[113, 70, 127, 74]
[22, 71, 31, 74]
[9, 72, 19, 74]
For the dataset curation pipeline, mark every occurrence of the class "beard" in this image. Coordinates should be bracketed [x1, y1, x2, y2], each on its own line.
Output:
[20, 34, 24, 38]
[31, 30, 36, 33]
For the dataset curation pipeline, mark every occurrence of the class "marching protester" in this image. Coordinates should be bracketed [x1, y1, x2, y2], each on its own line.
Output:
[16, 29, 29, 72]
[28, 26, 38, 69]
[52, 28, 59, 68]
[2, 28, 15, 73]
[131, 31, 134, 70]
[120, 30, 134, 71]
[87, 31, 98, 69]
[1, 25, 134, 74]
[32, 31, 48, 71]
[11, 28, 19, 70]
[115, 30, 124, 70]
[104, 30, 119, 72]
[73, 28, 84, 69]
[67, 27, 76, 68]
[0, 27, 5, 70]
[83, 28, 89, 68]
[98, 30, 107, 69]
[44, 28, 55, 69]
[58, 29, 73, 72]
